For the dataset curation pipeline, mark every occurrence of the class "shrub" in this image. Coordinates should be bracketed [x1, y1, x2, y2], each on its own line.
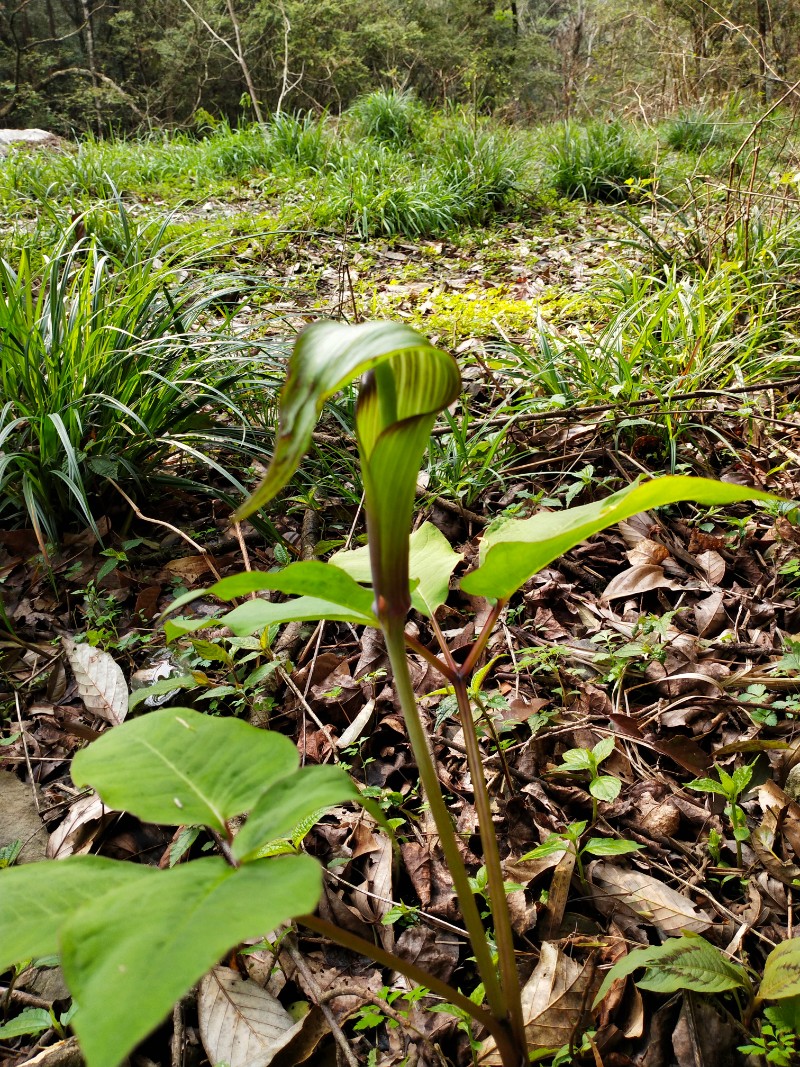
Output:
[0, 233, 282, 544]
[263, 110, 330, 170]
[436, 123, 522, 216]
[548, 120, 651, 202]
[663, 109, 731, 153]
[346, 88, 428, 146]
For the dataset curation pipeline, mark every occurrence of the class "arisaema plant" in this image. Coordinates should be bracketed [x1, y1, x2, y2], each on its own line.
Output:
[0, 320, 781, 1067]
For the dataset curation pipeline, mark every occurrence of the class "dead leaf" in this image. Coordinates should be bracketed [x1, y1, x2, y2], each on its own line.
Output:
[478, 942, 597, 1064]
[602, 565, 677, 600]
[587, 861, 712, 934]
[198, 966, 327, 1067]
[47, 792, 114, 859]
[694, 591, 727, 637]
[62, 637, 127, 725]
[627, 539, 670, 566]
[161, 554, 215, 583]
[695, 550, 726, 585]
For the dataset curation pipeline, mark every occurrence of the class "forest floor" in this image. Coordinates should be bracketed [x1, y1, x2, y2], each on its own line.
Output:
[3, 139, 800, 1067]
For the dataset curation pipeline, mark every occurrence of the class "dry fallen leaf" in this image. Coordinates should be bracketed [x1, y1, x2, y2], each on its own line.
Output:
[602, 564, 678, 601]
[587, 861, 712, 934]
[695, 549, 726, 585]
[0, 769, 47, 862]
[62, 637, 127, 725]
[46, 792, 114, 859]
[198, 966, 327, 1067]
[478, 942, 597, 1064]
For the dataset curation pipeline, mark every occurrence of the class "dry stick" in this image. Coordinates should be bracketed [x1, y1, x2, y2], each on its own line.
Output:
[298, 915, 519, 1066]
[14, 690, 40, 813]
[283, 936, 360, 1067]
[107, 478, 222, 582]
[170, 1001, 185, 1067]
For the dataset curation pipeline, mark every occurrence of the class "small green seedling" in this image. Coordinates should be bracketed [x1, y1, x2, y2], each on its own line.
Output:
[687, 761, 755, 867]
[521, 820, 642, 884]
[553, 736, 622, 823]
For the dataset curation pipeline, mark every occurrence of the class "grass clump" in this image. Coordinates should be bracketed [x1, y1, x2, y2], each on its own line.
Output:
[346, 88, 428, 146]
[547, 120, 651, 202]
[0, 230, 283, 544]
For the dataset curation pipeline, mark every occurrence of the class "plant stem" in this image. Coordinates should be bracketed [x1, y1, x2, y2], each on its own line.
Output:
[298, 915, 520, 1066]
[452, 674, 527, 1056]
[382, 619, 509, 1029]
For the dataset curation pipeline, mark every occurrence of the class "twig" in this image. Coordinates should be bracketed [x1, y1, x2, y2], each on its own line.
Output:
[107, 478, 222, 582]
[171, 1001, 185, 1067]
[14, 690, 40, 812]
[284, 935, 360, 1067]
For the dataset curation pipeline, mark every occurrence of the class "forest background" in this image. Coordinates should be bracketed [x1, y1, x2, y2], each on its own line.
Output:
[3, 0, 799, 133]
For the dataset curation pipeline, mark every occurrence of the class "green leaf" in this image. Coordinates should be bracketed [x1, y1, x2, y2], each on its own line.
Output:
[560, 748, 593, 771]
[71, 707, 299, 831]
[233, 765, 359, 861]
[590, 775, 622, 802]
[761, 940, 800, 1000]
[62, 855, 321, 1067]
[583, 838, 643, 857]
[234, 321, 454, 519]
[164, 562, 377, 620]
[593, 944, 664, 1007]
[0, 1007, 53, 1039]
[331, 521, 464, 618]
[218, 593, 377, 636]
[520, 837, 571, 860]
[632, 935, 749, 996]
[461, 477, 780, 601]
[687, 777, 729, 797]
[592, 736, 615, 763]
[593, 934, 747, 1008]
[0, 856, 155, 972]
[128, 675, 198, 711]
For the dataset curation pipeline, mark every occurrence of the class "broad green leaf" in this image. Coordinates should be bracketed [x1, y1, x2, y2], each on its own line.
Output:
[218, 593, 377, 637]
[583, 838, 643, 857]
[234, 321, 453, 519]
[0, 856, 155, 972]
[760, 939, 800, 1000]
[233, 764, 359, 861]
[0, 1007, 53, 1039]
[590, 776, 622, 802]
[163, 562, 376, 619]
[331, 521, 464, 617]
[72, 707, 299, 831]
[593, 934, 747, 1008]
[633, 935, 749, 995]
[62, 855, 321, 1067]
[461, 477, 779, 601]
